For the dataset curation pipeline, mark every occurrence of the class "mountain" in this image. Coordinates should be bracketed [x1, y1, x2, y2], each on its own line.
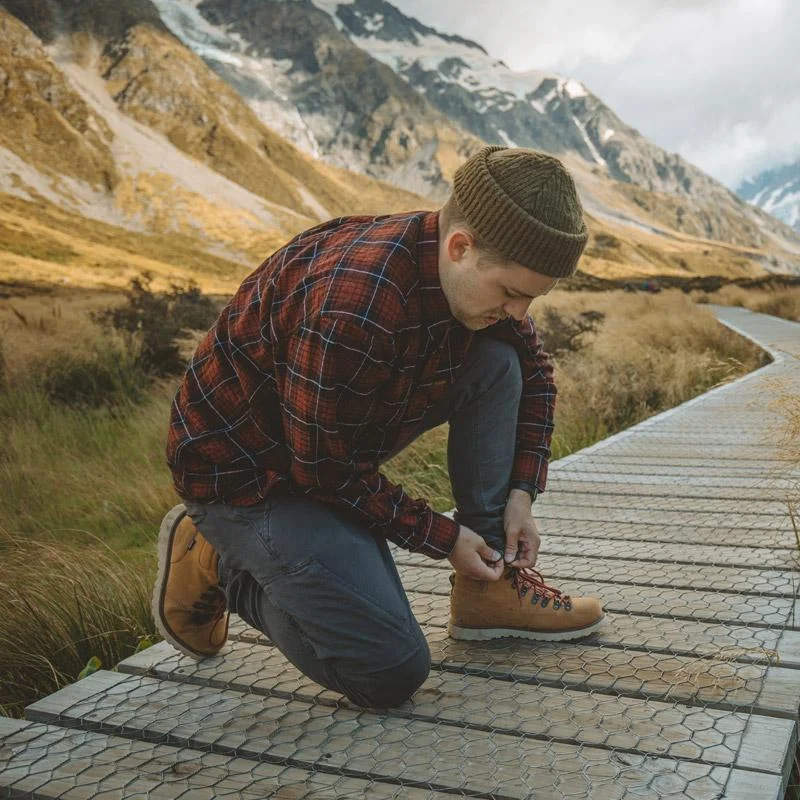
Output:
[0, 2, 430, 289]
[147, 0, 483, 199]
[310, 0, 800, 252]
[1, 0, 799, 288]
[738, 160, 800, 234]
[146, 0, 800, 270]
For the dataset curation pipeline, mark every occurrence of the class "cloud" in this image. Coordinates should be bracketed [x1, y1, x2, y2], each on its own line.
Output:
[393, 0, 800, 188]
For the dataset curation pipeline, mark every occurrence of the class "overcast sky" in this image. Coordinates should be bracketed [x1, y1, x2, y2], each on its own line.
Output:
[392, 0, 799, 189]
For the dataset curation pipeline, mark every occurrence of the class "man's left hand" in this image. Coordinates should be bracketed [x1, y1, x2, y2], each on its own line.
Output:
[503, 488, 541, 568]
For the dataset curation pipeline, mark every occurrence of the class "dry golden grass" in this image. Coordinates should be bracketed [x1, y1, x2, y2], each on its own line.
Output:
[695, 284, 800, 322]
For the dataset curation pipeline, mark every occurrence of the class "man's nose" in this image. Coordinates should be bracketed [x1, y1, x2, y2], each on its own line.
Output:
[504, 298, 531, 321]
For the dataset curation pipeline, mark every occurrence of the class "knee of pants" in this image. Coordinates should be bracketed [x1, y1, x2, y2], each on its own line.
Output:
[338, 637, 431, 709]
[473, 337, 522, 395]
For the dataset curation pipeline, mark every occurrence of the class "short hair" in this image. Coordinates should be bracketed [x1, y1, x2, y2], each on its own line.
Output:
[439, 194, 509, 268]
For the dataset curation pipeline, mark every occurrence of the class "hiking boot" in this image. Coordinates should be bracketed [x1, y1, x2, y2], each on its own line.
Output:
[449, 566, 604, 641]
[152, 504, 229, 660]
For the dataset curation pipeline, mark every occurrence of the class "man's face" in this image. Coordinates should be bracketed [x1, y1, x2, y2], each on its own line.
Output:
[439, 229, 559, 330]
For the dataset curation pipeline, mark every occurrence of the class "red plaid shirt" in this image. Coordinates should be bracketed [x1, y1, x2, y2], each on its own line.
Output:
[167, 211, 556, 559]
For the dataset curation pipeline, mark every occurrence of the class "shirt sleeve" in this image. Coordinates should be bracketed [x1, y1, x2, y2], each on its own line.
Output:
[278, 314, 460, 559]
[481, 314, 556, 496]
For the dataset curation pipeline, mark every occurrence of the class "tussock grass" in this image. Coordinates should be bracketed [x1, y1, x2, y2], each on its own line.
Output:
[0, 527, 156, 718]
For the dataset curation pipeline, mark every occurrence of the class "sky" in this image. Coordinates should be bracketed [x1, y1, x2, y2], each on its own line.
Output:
[392, 0, 799, 189]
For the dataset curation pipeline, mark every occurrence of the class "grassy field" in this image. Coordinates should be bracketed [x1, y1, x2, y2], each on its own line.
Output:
[0, 281, 779, 717]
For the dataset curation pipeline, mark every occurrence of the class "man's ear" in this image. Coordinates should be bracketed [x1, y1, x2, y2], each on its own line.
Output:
[446, 229, 475, 264]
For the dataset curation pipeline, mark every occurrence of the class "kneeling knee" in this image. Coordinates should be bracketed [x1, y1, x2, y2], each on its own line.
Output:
[341, 640, 431, 708]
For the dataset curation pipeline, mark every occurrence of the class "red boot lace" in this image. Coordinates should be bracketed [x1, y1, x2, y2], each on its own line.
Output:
[508, 567, 572, 611]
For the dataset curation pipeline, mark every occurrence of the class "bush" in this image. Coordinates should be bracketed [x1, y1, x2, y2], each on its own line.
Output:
[537, 307, 605, 359]
[39, 339, 149, 409]
[93, 275, 219, 377]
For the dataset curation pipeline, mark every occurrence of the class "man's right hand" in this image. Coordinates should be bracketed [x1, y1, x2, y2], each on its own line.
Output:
[447, 526, 505, 581]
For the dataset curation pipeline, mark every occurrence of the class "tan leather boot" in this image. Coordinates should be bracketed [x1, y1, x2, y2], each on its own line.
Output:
[449, 567, 604, 641]
[152, 505, 229, 660]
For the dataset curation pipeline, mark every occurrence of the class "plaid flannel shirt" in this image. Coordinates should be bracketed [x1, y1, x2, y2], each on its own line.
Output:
[167, 211, 556, 559]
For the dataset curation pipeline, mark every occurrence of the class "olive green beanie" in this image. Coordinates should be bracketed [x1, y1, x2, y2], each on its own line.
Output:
[452, 145, 588, 278]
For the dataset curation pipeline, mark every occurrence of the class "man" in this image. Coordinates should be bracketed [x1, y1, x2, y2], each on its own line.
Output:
[154, 145, 605, 709]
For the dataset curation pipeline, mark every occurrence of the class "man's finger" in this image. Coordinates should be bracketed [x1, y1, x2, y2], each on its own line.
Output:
[504, 528, 520, 564]
[470, 553, 503, 581]
[479, 542, 503, 565]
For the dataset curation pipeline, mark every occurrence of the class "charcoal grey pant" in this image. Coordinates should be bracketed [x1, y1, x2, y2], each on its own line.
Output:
[186, 336, 523, 707]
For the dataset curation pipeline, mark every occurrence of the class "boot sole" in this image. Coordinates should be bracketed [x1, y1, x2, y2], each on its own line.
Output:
[152, 504, 218, 661]
[448, 614, 605, 642]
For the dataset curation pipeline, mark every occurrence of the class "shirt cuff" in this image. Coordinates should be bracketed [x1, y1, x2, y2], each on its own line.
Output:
[416, 512, 460, 560]
[509, 481, 539, 502]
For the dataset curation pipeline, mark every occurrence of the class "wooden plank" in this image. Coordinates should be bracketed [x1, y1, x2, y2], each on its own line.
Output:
[536, 492, 791, 517]
[391, 550, 800, 596]
[119, 642, 794, 772]
[229, 619, 800, 717]
[545, 477, 797, 501]
[551, 458, 800, 477]
[525, 518, 798, 550]
[394, 565, 800, 629]
[534, 534, 800, 567]
[530, 504, 798, 532]
[399, 591, 800, 668]
[0, 717, 442, 799]
[119, 640, 795, 776]
[584, 444, 793, 460]
[22, 671, 777, 800]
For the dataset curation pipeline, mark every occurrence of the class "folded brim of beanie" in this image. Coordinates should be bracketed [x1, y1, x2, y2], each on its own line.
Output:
[453, 145, 588, 279]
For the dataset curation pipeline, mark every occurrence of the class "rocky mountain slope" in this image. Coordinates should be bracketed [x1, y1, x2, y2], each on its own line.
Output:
[739, 160, 800, 234]
[0, 2, 430, 282]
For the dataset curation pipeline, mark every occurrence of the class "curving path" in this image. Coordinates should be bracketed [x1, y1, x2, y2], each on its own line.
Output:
[2, 306, 799, 799]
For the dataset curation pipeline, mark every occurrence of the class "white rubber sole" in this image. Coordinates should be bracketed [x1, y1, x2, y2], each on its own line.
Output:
[151, 504, 209, 661]
[448, 614, 606, 642]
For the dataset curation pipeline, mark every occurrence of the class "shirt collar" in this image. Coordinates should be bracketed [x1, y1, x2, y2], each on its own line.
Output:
[417, 211, 456, 330]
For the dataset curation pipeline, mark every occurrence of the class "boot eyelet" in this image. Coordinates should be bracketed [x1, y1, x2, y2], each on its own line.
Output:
[520, 585, 529, 597]
[541, 597, 549, 608]
[553, 599, 561, 610]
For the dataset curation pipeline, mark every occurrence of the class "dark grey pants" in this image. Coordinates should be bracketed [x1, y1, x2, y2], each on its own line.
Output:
[186, 336, 523, 707]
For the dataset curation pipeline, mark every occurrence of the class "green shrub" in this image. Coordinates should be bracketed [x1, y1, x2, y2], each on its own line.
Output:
[93, 275, 219, 377]
[39, 339, 149, 408]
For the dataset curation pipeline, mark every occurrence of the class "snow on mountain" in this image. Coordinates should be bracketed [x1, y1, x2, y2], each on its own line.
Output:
[150, 0, 324, 157]
[738, 160, 800, 233]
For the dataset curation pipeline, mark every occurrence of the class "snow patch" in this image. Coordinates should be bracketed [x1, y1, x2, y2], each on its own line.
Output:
[563, 78, 587, 99]
[496, 129, 517, 148]
[571, 113, 607, 168]
[601, 128, 615, 144]
[151, 0, 322, 158]
[341, 27, 554, 105]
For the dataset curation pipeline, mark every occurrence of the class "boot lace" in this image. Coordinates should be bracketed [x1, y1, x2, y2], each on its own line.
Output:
[508, 567, 572, 611]
[189, 585, 227, 626]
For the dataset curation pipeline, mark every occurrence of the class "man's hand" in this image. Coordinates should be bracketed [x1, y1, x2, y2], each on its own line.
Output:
[502, 488, 541, 569]
[447, 526, 504, 581]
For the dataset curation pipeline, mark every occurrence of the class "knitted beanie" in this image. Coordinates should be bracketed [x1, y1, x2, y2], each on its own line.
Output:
[452, 145, 588, 278]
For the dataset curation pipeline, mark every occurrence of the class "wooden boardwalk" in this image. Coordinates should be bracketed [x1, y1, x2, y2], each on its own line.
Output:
[3, 305, 800, 799]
